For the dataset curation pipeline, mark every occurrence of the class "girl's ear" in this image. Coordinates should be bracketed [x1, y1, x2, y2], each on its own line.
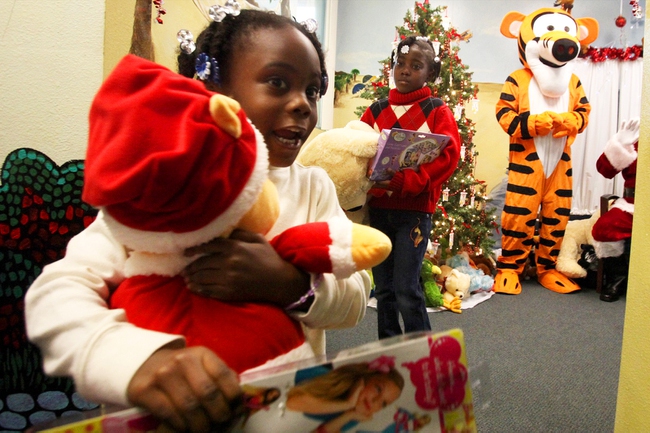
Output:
[427, 66, 438, 84]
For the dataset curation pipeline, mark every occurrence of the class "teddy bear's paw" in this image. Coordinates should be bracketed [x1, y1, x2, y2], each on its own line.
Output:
[443, 297, 463, 314]
[537, 269, 580, 294]
[493, 270, 521, 295]
[556, 258, 587, 279]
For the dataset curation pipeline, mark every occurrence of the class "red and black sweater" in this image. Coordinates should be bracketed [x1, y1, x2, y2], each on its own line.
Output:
[360, 87, 461, 213]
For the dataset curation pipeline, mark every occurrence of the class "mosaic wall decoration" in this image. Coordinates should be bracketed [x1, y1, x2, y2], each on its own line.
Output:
[0, 148, 99, 431]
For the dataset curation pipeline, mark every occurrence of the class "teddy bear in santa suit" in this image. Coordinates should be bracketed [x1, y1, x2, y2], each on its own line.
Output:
[591, 118, 639, 302]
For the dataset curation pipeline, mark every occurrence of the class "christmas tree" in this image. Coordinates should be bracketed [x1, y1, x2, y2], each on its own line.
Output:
[357, 1, 498, 261]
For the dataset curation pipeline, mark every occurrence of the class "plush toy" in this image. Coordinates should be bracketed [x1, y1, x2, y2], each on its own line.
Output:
[82, 55, 392, 374]
[556, 213, 599, 279]
[297, 120, 379, 223]
[421, 258, 443, 308]
[441, 269, 470, 314]
[446, 252, 495, 293]
[494, 8, 598, 295]
[468, 253, 496, 277]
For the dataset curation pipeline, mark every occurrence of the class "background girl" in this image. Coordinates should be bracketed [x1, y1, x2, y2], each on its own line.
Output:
[360, 35, 461, 339]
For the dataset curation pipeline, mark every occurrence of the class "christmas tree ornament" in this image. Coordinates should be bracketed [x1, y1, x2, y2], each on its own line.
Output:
[630, 0, 642, 19]
[153, 0, 166, 24]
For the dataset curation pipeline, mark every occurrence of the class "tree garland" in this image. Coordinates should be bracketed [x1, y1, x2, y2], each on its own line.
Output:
[580, 45, 643, 62]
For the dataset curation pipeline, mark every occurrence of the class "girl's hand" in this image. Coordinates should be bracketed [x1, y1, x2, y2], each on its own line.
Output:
[372, 180, 392, 189]
[127, 345, 243, 432]
[182, 229, 310, 308]
[372, 170, 395, 189]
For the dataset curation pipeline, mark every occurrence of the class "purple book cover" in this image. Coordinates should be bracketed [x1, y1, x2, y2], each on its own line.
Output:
[367, 128, 451, 182]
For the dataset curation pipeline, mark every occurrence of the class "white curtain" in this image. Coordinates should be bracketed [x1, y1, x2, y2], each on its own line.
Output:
[571, 56, 643, 214]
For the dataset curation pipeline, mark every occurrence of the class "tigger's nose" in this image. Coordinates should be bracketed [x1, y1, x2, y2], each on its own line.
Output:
[552, 38, 579, 62]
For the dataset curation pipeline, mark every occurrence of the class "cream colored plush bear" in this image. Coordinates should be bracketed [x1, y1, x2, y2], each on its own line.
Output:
[297, 120, 379, 223]
[443, 269, 471, 314]
[556, 213, 599, 279]
[557, 209, 624, 279]
[437, 265, 471, 314]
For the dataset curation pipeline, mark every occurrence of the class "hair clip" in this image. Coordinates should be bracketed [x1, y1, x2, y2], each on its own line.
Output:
[320, 72, 328, 97]
[400, 45, 410, 54]
[177, 29, 196, 54]
[415, 35, 430, 42]
[195, 53, 221, 85]
[301, 18, 318, 33]
[208, 0, 241, 23]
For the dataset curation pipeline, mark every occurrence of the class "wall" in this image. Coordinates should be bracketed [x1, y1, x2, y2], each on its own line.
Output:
[615, 7, 650, 430]
[105, 0, 207, 77]
[0, 0, 105, 163]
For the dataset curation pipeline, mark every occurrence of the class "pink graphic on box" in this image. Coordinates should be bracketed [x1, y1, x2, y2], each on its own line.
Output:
[358, 407, 432, 433]
[402, 335, 467, 413]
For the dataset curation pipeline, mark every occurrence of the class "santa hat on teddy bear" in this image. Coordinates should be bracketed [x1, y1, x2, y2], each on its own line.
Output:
[82, 54, 270, 257]
[82, 55, 390, 279]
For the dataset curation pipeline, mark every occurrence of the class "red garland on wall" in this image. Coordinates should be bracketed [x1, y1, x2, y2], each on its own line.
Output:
[580, 45, 643, 62]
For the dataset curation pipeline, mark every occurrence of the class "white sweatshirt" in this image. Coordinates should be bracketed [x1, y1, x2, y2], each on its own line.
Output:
[24, 163, 371, 407]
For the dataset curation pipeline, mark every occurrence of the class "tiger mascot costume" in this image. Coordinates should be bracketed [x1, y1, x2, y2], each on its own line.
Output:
[494, 7, 598, 295]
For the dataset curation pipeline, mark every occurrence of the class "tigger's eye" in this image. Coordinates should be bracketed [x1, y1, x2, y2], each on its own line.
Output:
[533, 14, 577, 37]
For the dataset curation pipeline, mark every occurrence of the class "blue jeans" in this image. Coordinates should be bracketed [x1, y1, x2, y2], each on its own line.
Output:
[369, 207, 432, 339]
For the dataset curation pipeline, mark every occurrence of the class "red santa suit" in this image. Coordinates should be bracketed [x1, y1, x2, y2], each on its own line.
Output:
[591, 119, 639, 257]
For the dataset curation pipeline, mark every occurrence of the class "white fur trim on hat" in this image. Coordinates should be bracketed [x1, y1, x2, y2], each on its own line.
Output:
[592, 239, 625, 259]
[611, 197, 634, 215]
[107, 124, 268, 257]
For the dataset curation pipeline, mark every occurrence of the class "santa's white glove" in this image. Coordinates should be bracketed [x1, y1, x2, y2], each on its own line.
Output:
[615, 118, 640, 149]
[604, 117, 639, 170]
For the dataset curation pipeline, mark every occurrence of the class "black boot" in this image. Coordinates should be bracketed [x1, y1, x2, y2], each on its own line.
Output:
[600, 254, 629, 302]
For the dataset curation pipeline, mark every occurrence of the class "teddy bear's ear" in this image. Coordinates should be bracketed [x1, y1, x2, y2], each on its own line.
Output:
[343, 121, 380, 159]
[345, 120, 377, 133]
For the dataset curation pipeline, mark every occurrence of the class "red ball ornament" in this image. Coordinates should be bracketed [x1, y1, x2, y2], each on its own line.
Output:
[615, 15, 627, 28]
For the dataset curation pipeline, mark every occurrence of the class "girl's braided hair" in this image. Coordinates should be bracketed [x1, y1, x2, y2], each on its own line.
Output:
[178, 9, 328, 95]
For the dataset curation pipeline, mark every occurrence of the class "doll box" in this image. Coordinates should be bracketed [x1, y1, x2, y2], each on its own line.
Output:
[367, 128, 450, 182]
[234, 328, 476, 432]
[32, 329, 476, 433]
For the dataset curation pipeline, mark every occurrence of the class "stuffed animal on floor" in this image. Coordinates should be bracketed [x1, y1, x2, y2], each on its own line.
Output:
[494, 7, 598, 295]
[296, 120, 379, 223]
[82, 55, 392, 374]
[556, 213, 599, 279]
[446, 252, 495, 293]
[421, 258, 443, 308]
[439, 268, 470, 314]
[468, 253, 496, 278]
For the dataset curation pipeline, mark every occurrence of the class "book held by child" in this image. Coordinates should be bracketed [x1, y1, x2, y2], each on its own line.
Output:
[32, 329, 477, 433]
[367, 129, 451, 182]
